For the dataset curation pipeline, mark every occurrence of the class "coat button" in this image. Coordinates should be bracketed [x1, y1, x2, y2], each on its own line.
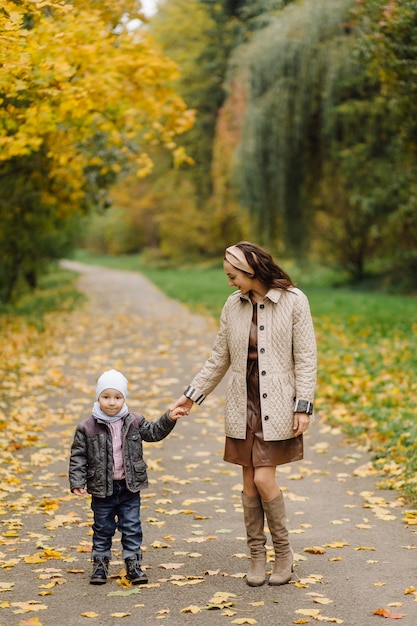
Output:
[260, 304, 264, 309]
[262, 393, 267, 398]
[259, 325, 264, 330]
[260, 348, 265, 353]
[261, 370, 266, 376]
[264, 415, 269, 421]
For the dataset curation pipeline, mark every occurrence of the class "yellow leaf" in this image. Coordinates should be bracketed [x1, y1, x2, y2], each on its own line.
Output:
[180, 605, 201, 614]
[81, 612, 99, 618]
[324, 542, 350, 549]
[17, 618, 44, 625]
[24, 554, 47, 565]
[11, 601, 48, 613]
[110, 613, 131, 618]
[208, 591, 237, 604]
[304, 546, 327, 555]
[0, 582, 15, 591]
[295, 609, 321, 617]
[314, 597, 333, 605]
[231, 619, 257, 625]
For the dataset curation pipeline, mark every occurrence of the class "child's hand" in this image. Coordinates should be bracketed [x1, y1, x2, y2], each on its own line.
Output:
[169, 407, 189, 421]
[72, 487, 87, 496]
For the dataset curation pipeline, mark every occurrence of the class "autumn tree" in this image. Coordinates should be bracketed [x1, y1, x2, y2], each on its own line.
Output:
[0, 0, 193, 303]
[349, 0, 417, 285]
[103, 0, 246, 260]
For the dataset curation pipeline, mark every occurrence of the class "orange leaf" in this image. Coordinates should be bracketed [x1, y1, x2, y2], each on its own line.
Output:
[373, 607, 406, 619]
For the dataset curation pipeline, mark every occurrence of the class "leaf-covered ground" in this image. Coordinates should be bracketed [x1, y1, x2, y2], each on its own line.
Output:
[314, 311, 417, 500]
[0, 262, 416, 626]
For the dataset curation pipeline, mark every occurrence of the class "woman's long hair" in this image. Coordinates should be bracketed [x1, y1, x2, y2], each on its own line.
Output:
[234, 241, 294, 290]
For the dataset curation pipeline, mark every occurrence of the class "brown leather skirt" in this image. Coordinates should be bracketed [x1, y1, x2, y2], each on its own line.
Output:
[223, 359, 303, 468]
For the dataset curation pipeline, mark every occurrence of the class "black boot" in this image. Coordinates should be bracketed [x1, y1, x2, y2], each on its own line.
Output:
[90, 556, 110, 585]
[125, 555, 148, 585]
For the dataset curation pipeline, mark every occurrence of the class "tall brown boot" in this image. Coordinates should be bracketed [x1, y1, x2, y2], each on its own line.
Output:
[241, 492, 266, 587]
[262, 493, 293, 585]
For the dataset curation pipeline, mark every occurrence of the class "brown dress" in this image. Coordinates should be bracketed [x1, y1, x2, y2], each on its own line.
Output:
[223, 303, 303, 467]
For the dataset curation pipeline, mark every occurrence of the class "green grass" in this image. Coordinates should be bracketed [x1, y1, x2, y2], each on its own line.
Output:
[72, 249, 417, 326]
[0, 266, 85, 328]
[72, 250, 417, 503]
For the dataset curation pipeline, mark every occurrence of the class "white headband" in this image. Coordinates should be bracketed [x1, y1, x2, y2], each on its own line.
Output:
[224, 245, 254, 275]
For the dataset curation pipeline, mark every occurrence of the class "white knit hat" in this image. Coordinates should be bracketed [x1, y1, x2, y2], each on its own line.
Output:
[96, 369, 128, 400]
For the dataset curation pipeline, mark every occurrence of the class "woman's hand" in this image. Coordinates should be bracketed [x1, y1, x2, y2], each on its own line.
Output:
[293, 412, 310, 437]
[72, 487, 87, 496]
[172, 395, 194, 413]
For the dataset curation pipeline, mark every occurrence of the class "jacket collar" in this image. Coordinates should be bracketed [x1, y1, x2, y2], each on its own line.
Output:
[239, 288, 284, 304]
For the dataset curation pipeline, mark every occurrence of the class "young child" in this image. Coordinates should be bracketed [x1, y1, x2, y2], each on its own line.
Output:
[69, 369, 185, 585]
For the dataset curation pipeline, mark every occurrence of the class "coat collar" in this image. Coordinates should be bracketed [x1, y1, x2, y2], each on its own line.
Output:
[239, 288, 284, 304]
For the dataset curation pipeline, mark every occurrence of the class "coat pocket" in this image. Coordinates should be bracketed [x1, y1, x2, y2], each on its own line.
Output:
[132, 459, 147, 480]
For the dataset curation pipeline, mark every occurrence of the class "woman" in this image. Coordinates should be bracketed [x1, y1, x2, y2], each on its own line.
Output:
[174, 242, 317, 586]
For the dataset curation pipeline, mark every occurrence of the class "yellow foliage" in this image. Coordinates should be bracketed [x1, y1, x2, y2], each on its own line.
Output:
[0, 0, 194, 212]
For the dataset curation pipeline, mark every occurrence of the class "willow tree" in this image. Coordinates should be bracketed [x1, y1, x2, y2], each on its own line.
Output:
[230, 0, 356, 252]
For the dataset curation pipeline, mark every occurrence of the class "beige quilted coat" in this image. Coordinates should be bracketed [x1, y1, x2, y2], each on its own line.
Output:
[185, 287, 317, 441]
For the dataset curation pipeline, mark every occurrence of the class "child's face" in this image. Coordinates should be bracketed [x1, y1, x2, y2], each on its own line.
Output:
[98, 388, 125, 416]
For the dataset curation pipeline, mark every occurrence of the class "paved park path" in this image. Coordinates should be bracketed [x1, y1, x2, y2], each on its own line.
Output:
[0, 262, 416, 626]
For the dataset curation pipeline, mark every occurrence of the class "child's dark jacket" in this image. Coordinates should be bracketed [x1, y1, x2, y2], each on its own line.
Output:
[69, 411, 175, 497]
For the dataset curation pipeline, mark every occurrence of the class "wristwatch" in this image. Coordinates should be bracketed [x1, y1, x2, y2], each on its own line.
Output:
[294, 399, 313, 415]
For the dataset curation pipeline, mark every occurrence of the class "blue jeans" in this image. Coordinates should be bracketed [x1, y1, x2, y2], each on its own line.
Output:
[91, 480, 142, 560]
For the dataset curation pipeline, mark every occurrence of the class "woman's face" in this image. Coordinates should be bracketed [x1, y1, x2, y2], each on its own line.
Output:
[223, 259, 254, 295]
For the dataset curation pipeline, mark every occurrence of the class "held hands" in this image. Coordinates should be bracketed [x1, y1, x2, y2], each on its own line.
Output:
[169, 404, 191, 421]
[293, 412, 310, 437]
[171, 395, 194, 413]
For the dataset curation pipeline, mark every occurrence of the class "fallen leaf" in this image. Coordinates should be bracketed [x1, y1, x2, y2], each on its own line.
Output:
[0, 582, 15, 591]
[304, 546, 327, 555]
[180, 605, 201, 613]
[11, 601, 48, 613]
[373, 607, 406, 619]
[314, 597, 333, 605]
[295, 609, 321, 617]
